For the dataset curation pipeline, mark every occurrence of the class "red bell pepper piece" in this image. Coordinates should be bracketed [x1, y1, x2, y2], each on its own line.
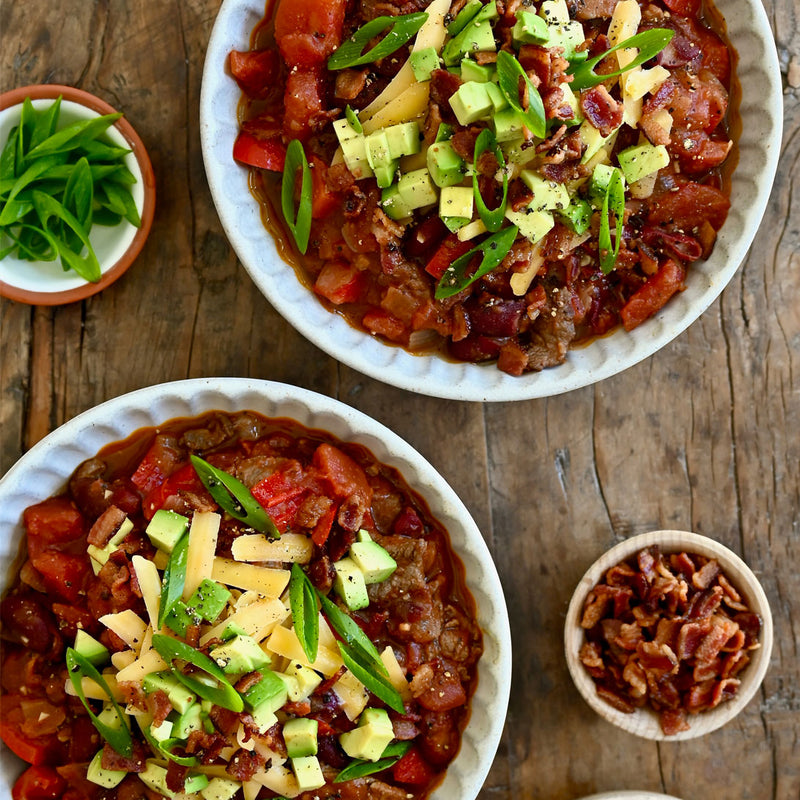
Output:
[229, 49, 281, 99]
[0, 720, 54, 766]
[425, 234, 472, 279]
[311, 502, 337, 547]
[251, 466, 306, 509]
[142, 461, 204, 519]
[12, 766, 65, 800]
[233, 130, 287, 171]
[392, 747, 437, 785]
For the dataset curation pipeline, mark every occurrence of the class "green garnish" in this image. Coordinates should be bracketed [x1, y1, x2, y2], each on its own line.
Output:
[280, 139, 312, 255]
[190, 455, 279, 537]
[334, 741, 412, 782]
[318, 591, 387, 673]
[599, 167, 626, 273]
[496, 50, 546, 140]
[65, 648, 133, 757]
[140, 726, 199, 767]
[0, 96, 140, 281]
[472, 129, 508, 232]
[289, 563, 320, 664]
[435, 225, 519, 299]
[337, 642, 405, 713]
[151, 634, 244, 713]
[158, 529, 190, 628]
[327, 13, 429, 70]
[345, 106, 363, 135]
[568, 29, 674, 90]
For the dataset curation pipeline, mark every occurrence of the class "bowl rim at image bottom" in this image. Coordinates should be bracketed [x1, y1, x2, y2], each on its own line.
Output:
[0, 377, 512, 799]
[564, 530, 773, 740]
[0, 83, 156, 306]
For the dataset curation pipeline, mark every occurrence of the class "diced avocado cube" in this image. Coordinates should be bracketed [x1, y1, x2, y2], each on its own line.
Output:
[146, 509, 188, 553]
[165, 599, 202, 638]
[385, 122, 421, 159]
[341, 135, 374, 180]
[512, 9, 550, 44]
[460, 58, 494, 83]
[333, 558, 370, 611]
[617, 142, 670, 184]
[449, 81, 494, 126]
[381, 185, 415, 221]
[350, 540, 398, 585]
[201, 777, 242, 800]
[427, 141, 466, 188]
[86, 749, 126, 788]
[210, 634, 271, 675]
[366, 132, 398, 188]
[283, 717, 319, 758]
[143, 671, 196, 715]
[357, 529, 373, 543]
[339, 708, 394, 762]
[410, 46, 440, 81]
[173, 702, 205, 740]
[292, 755, 326, 792]
[74, 630, 109, 666]
[539, 0, 570, 26]
[333, 117, 359, 144]
[440, 186, 474, 230]
[547, 19, 585, 60]
[493, 108, 524, 143]
[251, 704, 278, 734]
[138, 763, 171, 795]
[589, 163, 626, 205]
[220, 621, 248, 642]
[579, 119, 618, 164]
[242, 668, 286, 711]
[484, 82, 508, 114]
[447, 0, 482, 36]
[185, 773, 210, 793]
[284, 662, 323, 701]
[505, 207, 555, 243]
[443, 19, 497, 66]
[397, 169, 438, 210]
[188, 579, 231, 624]
[435, 123, 455, 143]
[97, 705, 131, 734]
[150, 718, 174, 744]
[520, 171, 571, 212]
[558, 199, 593, 235]
[501, 137, 539, 167]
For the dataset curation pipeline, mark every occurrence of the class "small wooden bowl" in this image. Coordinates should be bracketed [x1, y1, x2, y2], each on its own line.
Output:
[0, 84, 155, 305]
[565, 530, 773, 740]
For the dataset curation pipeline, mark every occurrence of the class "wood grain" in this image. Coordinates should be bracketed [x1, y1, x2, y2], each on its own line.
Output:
[1, 0, 798, 798]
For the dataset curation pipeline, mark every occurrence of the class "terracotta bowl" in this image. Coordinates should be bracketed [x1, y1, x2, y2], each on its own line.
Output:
[0, 84, 155, 305]
[564, 530, 773, 740]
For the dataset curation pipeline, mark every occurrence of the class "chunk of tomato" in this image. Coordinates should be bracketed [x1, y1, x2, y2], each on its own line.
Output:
[23, 498, 84, 555]
[251, 463, 306, 508]
[274, 0, 346, 67]
[308, 155, 339, 219]
[130, 437, 182, 495]
[362, 309, 408, 343]
[620, 259, 686, 331]
[425, 235, 472, 279]
[11, 766, 65, 800]
[392, 747, 437, 785]
[283, 68, 325, 141]
[314, 262, 365, 305]
[229, 49, 281, 98]
[0, 720, 54, 766]
[31, 551, 90, 604]
[313, 444, 372, 504]
[647, 183, 730, 231]
[142, 462, 205, 519]
[233, 130, 286, 171]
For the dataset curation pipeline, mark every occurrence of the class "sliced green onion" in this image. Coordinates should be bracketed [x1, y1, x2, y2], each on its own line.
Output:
[568, 29, 674, 90]
[496, 50, 546, 140]
[140, 725, 199, 767]
[327, 13, 429, 70]
[472, 129, 508, 232]
[26, 112, 122, 160]
[435, 225, 518, 299]
[280, 139, 312, 255]
[158, 529, 190, 627]
[290, 564, 319, 664]
[599, 167, 626, 274]
[190, 455, 279, 537]
[151, 633, 244, 713]
[334, 742, 411, 782]
[337, 642, 405, 714]
[345, 106, 363, 135]
[65, 648, 133, 757]
[318, 591, 387, 674]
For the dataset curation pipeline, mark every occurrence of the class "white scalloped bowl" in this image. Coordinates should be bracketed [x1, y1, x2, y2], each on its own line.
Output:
[564, 530, 773, 740]
[199, 0, 781, 401]
[0, 378, 511, 798]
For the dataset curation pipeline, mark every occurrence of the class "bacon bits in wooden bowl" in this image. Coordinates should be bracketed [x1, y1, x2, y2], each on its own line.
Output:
[564, 531, 773, 740]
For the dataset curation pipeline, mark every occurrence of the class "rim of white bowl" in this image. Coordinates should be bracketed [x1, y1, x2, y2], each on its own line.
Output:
[199, 0, 782, 402]
[564, 530, 773, 740]
[0, 377, 512, 799]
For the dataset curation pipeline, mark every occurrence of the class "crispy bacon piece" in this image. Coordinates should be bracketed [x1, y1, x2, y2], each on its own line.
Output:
[87, 505, 128, 547]
[580, 85, 623, 136]
[226, 748, 267, 782]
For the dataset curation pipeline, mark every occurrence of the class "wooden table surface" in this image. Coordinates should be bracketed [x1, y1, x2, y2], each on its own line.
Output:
[1, 1, 798, 798]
